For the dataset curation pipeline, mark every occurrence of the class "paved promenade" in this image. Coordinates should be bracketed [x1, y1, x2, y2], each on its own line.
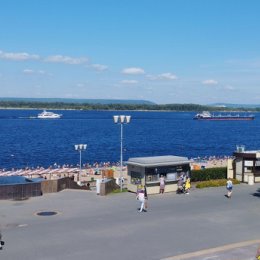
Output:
[0, 183, 260, 260]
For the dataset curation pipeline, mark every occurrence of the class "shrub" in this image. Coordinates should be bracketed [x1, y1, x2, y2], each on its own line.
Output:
[196, 179, 240, 189]
[191, 167, 227, 182]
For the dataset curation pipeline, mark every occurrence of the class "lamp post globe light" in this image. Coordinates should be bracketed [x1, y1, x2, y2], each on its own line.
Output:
[113, 115, 131, 191]
[74, 144, 87, 181]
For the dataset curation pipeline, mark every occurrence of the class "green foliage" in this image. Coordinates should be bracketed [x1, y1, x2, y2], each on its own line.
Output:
[196, 179, 240, 189]
[111, 188, 128, 194]
[191, 167, 227, 182]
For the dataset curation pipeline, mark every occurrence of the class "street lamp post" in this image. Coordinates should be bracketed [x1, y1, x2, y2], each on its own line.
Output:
[74, 144, 87, 181]
[113, 115, 131, 191]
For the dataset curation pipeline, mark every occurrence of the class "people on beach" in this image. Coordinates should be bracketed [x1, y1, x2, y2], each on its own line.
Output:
[226, 178, 233, 198]
[136, 186, 146, 212]
[159, 175, 165, 194]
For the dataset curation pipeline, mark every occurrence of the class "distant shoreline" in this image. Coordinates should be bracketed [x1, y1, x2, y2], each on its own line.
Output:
[0, 107, 258, 113]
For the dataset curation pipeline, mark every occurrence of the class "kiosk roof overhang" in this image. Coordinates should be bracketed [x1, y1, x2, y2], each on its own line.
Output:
[233, 151, 260, 159]
[127, 155, 190, 167]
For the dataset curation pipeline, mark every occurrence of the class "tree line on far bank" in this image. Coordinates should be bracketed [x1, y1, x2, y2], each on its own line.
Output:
[0, 101, 259, 112]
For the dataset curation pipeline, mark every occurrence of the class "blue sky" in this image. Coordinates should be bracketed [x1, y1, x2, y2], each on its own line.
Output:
[0, 0, 260, 104]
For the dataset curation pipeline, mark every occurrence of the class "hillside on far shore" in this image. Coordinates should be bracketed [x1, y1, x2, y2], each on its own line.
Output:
[0, 97, 259, 111]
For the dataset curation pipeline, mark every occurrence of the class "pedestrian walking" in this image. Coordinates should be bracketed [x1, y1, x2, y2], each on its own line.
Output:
[136, 186, 146, 212]
[185, 177, 191, 194]
[144, 185, 148, 211]
[226, 178, 233, 198]
[159, 175, 165, 194]
[176, 175, 184, 194]
[256, 244, 260, 259]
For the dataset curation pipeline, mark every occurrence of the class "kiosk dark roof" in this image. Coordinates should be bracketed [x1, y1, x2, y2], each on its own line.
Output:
[127, 155, 190, 167]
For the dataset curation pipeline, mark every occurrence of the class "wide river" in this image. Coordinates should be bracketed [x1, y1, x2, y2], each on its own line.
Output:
[0, 109, 259, 169]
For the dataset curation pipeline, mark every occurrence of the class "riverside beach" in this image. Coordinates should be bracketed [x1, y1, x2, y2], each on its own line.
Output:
[0, 157, 229, 178]
[1, 182, 260, 260]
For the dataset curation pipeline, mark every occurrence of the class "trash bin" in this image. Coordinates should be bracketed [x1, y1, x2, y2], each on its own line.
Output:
[248, 174, 254, 185]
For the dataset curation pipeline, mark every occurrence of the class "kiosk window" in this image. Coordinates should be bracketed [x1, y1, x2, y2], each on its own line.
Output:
[130, 171, 142, 185]
[146, 168, 159, 182]
[146, 174, 159, 182]
[166, 173, 177, 181]
[145, 165, 190, 182]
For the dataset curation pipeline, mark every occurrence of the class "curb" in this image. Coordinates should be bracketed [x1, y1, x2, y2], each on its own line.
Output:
[161, 239, 260, 260]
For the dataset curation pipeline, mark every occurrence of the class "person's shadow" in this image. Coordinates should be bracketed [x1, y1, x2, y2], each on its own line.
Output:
[0, 232, 4, 250]
[252, 188, 260, 197]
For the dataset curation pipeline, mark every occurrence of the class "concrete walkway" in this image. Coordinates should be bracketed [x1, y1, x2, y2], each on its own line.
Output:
[0, 183, 260, 260]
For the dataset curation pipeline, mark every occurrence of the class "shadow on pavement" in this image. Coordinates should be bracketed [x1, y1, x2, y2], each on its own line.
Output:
[252, 188, 260, 197]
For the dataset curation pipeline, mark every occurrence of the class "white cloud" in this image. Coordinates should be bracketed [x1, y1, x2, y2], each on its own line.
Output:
[121, 80, 138, 84]
[23, 69, 49, 75]
[121, 67, 145, 75]
[224, 85, 235, 90]
[77, 83, 85, 87]
[45, 55, 88, 65]
[91, 64, 108, 71]
[202, 79, 218, 85]
[146, 72, 178, 81]
[0, 50, 40, 61]
[146, 74, 157, 80]
[158, 72, 177, 80]
[23, 69, 34, 74]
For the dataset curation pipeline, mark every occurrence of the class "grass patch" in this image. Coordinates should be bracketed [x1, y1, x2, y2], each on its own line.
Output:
[111, 188, 128, 194]
[196, 179, 240, 189]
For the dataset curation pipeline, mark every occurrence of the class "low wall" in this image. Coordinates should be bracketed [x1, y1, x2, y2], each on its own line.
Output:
[147, 183, 178, 194]
[128, 181, 178, 195]
[0, 182, 42, 200]
[0, 177, 89, 200]
[100, 179, 119, 196]
[41, 177, 89, 194]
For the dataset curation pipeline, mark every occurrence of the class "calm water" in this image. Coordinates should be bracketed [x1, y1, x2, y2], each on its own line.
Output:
[0, 109, 259, 169]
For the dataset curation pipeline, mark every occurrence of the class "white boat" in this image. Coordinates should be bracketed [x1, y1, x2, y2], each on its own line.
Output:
[37, 110, 62, 119]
